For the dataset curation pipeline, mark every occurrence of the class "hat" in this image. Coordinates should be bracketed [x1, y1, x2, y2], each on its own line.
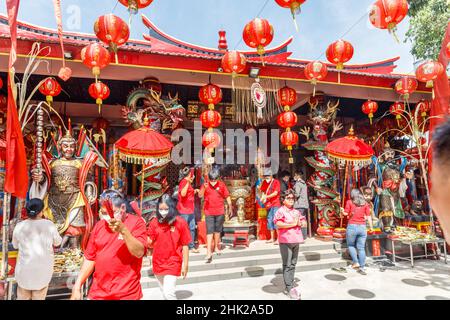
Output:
[263, 168, 273, 177]
[26, 198, 44, 217]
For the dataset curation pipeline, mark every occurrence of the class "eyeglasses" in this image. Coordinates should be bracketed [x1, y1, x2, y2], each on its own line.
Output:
[285, 196, 295, 200]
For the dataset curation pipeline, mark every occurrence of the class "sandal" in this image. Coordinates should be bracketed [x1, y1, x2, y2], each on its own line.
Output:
[205, 256, 212, 264]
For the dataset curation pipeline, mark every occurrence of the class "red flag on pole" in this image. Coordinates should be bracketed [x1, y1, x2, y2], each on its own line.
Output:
[4, 0, 28, 199]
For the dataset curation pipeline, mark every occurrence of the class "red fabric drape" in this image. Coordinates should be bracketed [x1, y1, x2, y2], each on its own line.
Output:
[4, 0, 28, 199]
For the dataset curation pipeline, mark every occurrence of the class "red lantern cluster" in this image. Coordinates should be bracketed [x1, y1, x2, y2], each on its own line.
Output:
[242, 18, 274, 64]
[390, 101, 405, 126]
[119, 0, 153, 14]
[369, 0, 408, 39]
[81, 43, 111, 82]
[275, 0, 306, 31]
[304, 61, 328, 96]
[89, 81, 110, 113]
[94, 14, 130, 64]
[39, 77, 61, 104]
[361, 100, 378, 125]
[199, 82, 223, 159]
[394, 76, 418, 101]
[416, 100, 431, 119]
[277, 85, 298, 163]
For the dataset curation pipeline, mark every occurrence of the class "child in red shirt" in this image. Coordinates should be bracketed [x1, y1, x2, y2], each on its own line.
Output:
[148, 194, 191, 300]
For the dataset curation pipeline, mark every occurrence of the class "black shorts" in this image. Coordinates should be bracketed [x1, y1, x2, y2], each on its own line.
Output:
[205, 215, 225, 234]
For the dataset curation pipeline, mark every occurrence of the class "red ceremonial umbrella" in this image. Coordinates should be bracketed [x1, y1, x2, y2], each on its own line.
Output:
[115, 118, 173, 208]
[325, 126, 374, 238]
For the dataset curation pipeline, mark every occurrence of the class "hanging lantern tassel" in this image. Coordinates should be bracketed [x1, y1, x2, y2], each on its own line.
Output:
[396, 114, 401, 127]
[388, 24, 400, 44]
[369, 113, 373, 125]
[97, 98, 103, 113]
[257, 45, 265, 67]
[288, 146, 294, 164]
[311, 79, 317, 97]
[336, 63, 343, 84]
[290, 7, 299, 32]
[257, 106, 263, 119]
[46, 95, 53, 104]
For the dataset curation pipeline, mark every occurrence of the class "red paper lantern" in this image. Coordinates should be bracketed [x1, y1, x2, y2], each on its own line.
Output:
[221, 51, 247, 76]
[390, 101, 405, 126]
[304, 61, 328, 96]
[39, 77, 61, 104]
[94, 14, 130, 63]
[369, 0, 408, 37]
[89, 81, 110, 113]
[362, 100, 378, 125]
[274, 0, 306, 31]
[202, 131, 221, 150]
[277, 86, 297, 111]
[119, 0, 153, 14]
[277, 111, 298, 128]
[81, 43, 111, 81]
[326, 39, 354, 70]
[280, 130, 299, 148]
[200, 110, 222, 128]
[0, 94, 6, 112]
[415, 60, 444, 88]
[394, 76, 418, 100]
[242, 18, 274, 63]
[92, 117, 110, 131]
[416, 100, 431, 118]
[199, 83, 222, 109]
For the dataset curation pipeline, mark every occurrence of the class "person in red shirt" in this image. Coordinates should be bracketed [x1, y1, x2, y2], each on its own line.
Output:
[259, 168, 281, 244]
[341, 188, 374, 275]
[70, 190, 147, 300]
[198, 166, 232, 263]
[177, 167, 200, 253]
[148, 194, 191, 300]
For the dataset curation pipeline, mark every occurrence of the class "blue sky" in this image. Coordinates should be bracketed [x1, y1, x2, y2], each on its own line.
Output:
[0, 0, 417, 73]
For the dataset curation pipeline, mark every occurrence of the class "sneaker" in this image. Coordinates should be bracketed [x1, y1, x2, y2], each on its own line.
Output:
[289, 287, 301, 300]
[358, 269, 367, 275]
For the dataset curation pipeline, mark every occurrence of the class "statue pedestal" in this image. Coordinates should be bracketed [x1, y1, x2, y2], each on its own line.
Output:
[222, 220, 257, 246]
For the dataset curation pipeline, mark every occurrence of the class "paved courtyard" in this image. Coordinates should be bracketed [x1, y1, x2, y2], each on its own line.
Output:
[143, 249, 450, 300]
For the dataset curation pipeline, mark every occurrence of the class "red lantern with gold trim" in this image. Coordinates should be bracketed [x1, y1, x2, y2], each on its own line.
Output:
[199, 83, 222, 109]
[242, 18, 274, 65]
[416, 100, 431, 119]
[274, 0, 306, 31]
[202, 131, 221, 151]
[362, 100, 378, 125]
[304, 61, 328, 96]
[390, 101, 405, 126]
[280, 130, 299, 148]
[89, 81, 110, 113]
[326, 40, 353, 83]
[415, 60, 444, 94]
[200, 110, 222, 128]
[277, 111, 298, 128]
[81, 43, 111, 82]
[394, 76, 417, 101]
[221, 51, 247, 76]
[119, 0, 153, 14]
[369, 0, 408, 41]
[277, 86, 297, 111]
[94, 14, 130, 64]
[39, 77, 61, 104]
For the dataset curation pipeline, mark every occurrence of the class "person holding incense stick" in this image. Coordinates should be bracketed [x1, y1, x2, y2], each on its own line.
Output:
[70, 189, 147, 300]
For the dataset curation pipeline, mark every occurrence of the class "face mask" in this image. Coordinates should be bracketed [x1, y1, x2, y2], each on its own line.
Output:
[159, 209, 169, 217]
[265, 178, 271, 182]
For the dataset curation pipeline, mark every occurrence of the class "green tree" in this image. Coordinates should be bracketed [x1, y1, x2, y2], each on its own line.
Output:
[405, 0, 449, 60]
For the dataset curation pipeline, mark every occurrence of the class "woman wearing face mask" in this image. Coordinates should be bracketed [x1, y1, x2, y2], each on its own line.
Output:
[198, 166, 232, 263]
[273, 189, 306, 300]
[147, 194, 191, 300]
[340, 189, 374, 275]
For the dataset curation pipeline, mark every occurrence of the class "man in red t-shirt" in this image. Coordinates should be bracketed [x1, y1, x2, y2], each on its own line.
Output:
[70, 190, 147, 300]
[259, 168, 281, 244]
[198, 166, 232, 263]
[177, 167, 200, 253]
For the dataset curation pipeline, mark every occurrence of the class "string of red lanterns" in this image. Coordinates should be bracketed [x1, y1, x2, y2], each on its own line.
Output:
[274, 0, 306, 31]
[277, 85, 298, 163]
[242, 18, 274, 66]
[304, 61, 328, 96]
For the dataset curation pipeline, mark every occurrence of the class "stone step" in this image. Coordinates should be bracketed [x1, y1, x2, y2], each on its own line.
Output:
[141, 249, 341, 276]
[140, 257, 347, 289]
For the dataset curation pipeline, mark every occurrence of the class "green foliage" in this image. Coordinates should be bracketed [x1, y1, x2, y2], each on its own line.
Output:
[405, 0, 449, 60]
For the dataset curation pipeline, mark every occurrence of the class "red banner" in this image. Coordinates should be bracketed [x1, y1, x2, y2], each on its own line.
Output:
[4, 0, 28, 199]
